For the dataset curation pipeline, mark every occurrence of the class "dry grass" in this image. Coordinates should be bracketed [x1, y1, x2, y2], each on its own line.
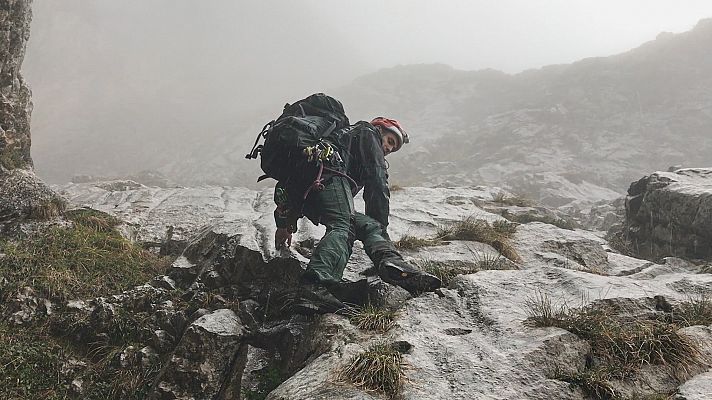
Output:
[0, 317, 161, 400]
[394, 234, 441, 250]
[473, 251, 508, 270]
[346, 304, 399, 333]
[551, 366, 622, 400]
[437, 216, 521, 262]
[417, 252, 513, 286]
[492, 220, 518, 236]
[526, 291, 701, 395]
[389, 184, 405, 192]
[669, 292, 712, 327]
[29, 197, 66, 220]
[65, 207, 120, 232]
[340, 342, 405, 398]
[417, 260, 463, 286]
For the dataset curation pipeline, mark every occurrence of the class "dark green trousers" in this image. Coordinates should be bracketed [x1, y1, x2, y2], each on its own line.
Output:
[353, 212, 403, 267]
[303, 177, 403, 284]
[302, 177, 355, 285]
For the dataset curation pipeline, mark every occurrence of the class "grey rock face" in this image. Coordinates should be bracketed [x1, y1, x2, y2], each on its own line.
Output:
[0, 0, 33, 171]
[0, 1, 63, 223]
[676, 370, 712, 400]
[0, 168, 63, 222]
[151, 309, 246, 400]
[625, 168, 712, 261]
[52, 182, 712, 399]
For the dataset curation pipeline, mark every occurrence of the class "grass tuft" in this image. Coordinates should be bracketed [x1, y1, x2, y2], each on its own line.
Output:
[418, 254, 513, 286]
[473, 251, 507, 270]
[552, 366, 621, 400]
[418, 260, 461, 286]
[29, 197, 66, 220]
[527, 291, 700, 395]
[346, 304, 398, 333]
[0, 208, 171, 302]
[437, 217, 521, 262]
[669, 293, 712, 327]
[492, 220, 518, 237]
[65, 208, 120, 232]
[394, 234, 441, 250]
[436, 216, 491, 242]
[340, 342, 405, 398]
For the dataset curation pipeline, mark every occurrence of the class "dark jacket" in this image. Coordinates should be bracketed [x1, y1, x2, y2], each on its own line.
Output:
[274, 121, 390, 232]
[341, 121, 391, 228]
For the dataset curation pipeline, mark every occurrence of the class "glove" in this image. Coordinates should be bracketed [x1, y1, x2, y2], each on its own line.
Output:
[275, 227, 293, 249]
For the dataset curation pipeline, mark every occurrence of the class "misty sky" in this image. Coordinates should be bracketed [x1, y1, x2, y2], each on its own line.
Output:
[26, 0, 712, 89]
[313, 0, 712, 72]
[22, 0, 712, 183]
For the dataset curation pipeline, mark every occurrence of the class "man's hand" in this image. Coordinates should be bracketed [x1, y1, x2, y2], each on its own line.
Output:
[275, 227, 293, 249]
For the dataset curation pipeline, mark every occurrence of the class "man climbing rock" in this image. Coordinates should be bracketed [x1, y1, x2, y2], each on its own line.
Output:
[270, 110, 441, 314]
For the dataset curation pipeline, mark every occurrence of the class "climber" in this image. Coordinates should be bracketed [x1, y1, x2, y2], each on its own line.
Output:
[271, 114, 441, 314]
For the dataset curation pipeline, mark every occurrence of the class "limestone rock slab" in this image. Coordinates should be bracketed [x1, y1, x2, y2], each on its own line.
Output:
[150, 309, 246, 400]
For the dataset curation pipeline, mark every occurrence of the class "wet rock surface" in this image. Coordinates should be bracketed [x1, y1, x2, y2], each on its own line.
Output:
[31, 181, 708, 399]
[0, 1, 62, 223]
[151, 309, 246, 400]
[625, 168, 712, 261]
[1, 0, 34, 171]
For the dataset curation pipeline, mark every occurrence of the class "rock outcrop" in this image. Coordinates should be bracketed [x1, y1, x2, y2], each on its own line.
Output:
[1, 0, 33, 171]
[625, 168, 712, 261]
[0, 0, 62, 223]
[46, 181, 712, 400]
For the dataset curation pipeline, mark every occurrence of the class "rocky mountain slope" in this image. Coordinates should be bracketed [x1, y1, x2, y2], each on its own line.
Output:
[162, 19, 712, 211]
[25, 11, 712, 211]
[3, 175, 707, 399]
[335, 20, 712, 207]
[3, 3, 712, 399]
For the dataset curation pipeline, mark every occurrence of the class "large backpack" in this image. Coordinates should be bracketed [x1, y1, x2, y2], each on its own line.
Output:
[246, 93, 351, 184]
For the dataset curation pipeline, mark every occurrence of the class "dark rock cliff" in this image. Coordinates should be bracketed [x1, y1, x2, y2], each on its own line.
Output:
[0, 0, 33, 170]
[0, 0, 62, 223]
[624, 168, 712, 261]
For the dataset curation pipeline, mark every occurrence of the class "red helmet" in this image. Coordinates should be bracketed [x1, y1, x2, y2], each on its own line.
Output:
[370, 117, 409, 151]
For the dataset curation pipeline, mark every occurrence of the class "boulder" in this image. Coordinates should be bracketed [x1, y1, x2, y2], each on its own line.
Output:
[625, 168, 712, 261]
[150, 309, 247, 400]
[676, 370, 712, 400]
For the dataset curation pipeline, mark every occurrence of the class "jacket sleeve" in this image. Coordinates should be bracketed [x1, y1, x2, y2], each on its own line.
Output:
[273, 183, 299, 232]
[358, 128, 391, 236]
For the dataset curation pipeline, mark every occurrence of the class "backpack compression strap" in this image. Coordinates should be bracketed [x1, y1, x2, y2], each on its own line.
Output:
[246, 120, 273, 160]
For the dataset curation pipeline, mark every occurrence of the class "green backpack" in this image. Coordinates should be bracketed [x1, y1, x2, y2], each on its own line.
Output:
[246, 93, 351, 184]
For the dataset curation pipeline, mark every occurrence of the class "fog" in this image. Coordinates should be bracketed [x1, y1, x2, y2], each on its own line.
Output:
[23, 0, 712, 184]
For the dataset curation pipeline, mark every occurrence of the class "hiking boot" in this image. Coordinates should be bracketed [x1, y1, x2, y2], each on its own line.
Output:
[379, 259, 442, 294]
[325, 278, 370, 307]
[288, 283, 347, 315]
